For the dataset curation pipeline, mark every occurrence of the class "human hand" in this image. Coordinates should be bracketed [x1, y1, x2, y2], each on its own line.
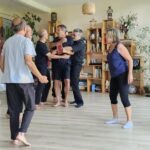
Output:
[38, 75, 48, 83]
[128, 73, 133, 84]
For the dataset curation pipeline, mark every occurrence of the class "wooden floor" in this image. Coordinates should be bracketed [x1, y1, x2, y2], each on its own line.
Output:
[0, 91, 150, 150]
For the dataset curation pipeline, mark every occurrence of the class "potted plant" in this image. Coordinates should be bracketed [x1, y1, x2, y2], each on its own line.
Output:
[118, 13, 137, 39]
[22, 12, 41, 42]
[134, 26, 150, 96]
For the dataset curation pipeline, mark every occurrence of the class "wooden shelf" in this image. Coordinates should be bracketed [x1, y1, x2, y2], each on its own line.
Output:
[80, 19, 144, 94]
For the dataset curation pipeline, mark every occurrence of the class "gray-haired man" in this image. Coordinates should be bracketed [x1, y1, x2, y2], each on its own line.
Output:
[0, 18, 48, 146]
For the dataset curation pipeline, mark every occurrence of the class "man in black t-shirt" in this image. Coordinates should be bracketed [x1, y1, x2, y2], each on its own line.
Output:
[51, 25, 73, 107]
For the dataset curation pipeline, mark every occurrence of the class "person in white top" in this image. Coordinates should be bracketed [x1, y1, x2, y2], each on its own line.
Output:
[0, 18, 48, 146]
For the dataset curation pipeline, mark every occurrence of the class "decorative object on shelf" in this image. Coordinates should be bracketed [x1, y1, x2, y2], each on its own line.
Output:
[89, 18, 97, 28]
[51, 12, 57, 23]
[82, 2, 96, 15]
[107, 6, 113, 20]
[118, 13, 137, 39]
[23, 12, 41, 42]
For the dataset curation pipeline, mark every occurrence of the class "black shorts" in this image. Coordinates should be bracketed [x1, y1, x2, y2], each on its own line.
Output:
[52, 63, 71, 80]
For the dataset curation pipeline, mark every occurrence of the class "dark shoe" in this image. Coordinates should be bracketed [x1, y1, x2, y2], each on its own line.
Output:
[75, 103, 83, 108]
[70, 101, 76, 104]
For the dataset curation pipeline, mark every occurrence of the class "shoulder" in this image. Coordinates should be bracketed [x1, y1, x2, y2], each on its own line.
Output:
[117, 42, 128, 54]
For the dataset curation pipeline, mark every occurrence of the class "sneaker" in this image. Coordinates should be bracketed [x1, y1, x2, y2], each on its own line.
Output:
[105, 118, 119, 124]
[123, 121, 133, 129]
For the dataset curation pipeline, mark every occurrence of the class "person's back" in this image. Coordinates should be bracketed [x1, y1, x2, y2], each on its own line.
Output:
[2, 34, 35, 83]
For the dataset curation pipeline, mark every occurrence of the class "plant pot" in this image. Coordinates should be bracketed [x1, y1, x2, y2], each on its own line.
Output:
[144, 86, 150, 97]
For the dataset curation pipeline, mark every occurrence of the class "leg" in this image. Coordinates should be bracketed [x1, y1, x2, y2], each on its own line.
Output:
[41, 69, 51, 103]
[70, 64, 84, 106]
[16, 83, 35, 146]
[62, 64, 71, 107]
[118, 72, 133, 128]
[61, 79, 65, 100]
[6, 84, 23, 141]
[63, 79, 70, 107]
[105, 77, 119, 124]
[35, 82, 45, 107]
[54, 80, 62, 106]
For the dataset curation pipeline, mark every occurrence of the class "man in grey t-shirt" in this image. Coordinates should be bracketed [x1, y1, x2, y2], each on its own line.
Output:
[0, 18, 48, 146]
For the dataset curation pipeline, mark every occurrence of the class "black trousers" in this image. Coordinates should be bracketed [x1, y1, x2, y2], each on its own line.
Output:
[35, 67, 51, 105]
[41, 69, 51, 102]
[109, 72, 131, 107]
[70, 63, 83, 105]
[6, 83, 35, 140]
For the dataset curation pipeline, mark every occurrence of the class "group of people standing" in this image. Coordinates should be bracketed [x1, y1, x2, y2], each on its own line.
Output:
[34, 24, 86, 108]
[0, 16, 134, 146]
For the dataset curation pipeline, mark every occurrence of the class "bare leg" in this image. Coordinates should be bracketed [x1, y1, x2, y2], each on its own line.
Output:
[63, 79, 70, 107]
[105, 104, 119, 124]
[111, 104, 118, 118]
[125, 106, 132, 121]
[54, 80, 61, 107]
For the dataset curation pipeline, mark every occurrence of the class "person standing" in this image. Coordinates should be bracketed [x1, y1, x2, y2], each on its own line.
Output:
[35, 29, 51, 108]
[52, 24, 73, 107]
[105, 28, 133, 129]
[0, 18, 48, 146]
[63, 28, 86, 108]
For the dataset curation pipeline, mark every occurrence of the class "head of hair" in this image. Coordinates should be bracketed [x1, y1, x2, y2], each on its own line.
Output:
[73, 28, 83, 33]
[57, 24, 67, 33]
[12, 17, 27, 33]
[106, 28, 120, 43]
[38, 29, 47, 38]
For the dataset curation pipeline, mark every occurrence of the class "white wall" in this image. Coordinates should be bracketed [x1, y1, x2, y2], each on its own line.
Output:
[52, 0, 150, 32]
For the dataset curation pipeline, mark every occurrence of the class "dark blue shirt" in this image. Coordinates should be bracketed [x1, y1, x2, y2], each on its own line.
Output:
[71, 38, 86, 65]
[107, 44, 128, 78]
[35, 41, 48, 68]
[52, 36, 73, 65]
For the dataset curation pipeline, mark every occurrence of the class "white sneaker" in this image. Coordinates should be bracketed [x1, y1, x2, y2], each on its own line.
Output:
[105, 118, 119, 124]
[123, 121, 133, 129]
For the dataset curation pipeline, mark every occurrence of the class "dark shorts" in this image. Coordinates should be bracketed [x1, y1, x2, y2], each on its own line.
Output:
[52, 63, 71, 80]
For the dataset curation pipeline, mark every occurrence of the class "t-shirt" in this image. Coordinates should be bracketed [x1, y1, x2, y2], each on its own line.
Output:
[35, 41, 48, 68]
[1, 34, 36, 83]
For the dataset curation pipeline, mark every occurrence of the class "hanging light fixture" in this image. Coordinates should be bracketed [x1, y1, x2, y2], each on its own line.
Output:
[82, 1, 96, 15]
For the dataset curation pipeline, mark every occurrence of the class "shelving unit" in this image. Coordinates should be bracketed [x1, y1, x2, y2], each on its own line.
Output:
[79, 27, 103, 93]
[48, 20, 61, 48]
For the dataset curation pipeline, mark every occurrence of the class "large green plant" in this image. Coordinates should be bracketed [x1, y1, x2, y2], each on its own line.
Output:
[135, 26, 150, 92]
[22, 12, 41, 42]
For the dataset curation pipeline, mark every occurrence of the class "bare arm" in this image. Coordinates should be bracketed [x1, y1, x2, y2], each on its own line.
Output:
[118, 43, 133, 84]
[25, 55, 48, 83]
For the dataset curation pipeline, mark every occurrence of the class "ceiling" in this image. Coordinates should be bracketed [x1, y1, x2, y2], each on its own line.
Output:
[0, 0, 102, 14]
[32, 0, 86, 7]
